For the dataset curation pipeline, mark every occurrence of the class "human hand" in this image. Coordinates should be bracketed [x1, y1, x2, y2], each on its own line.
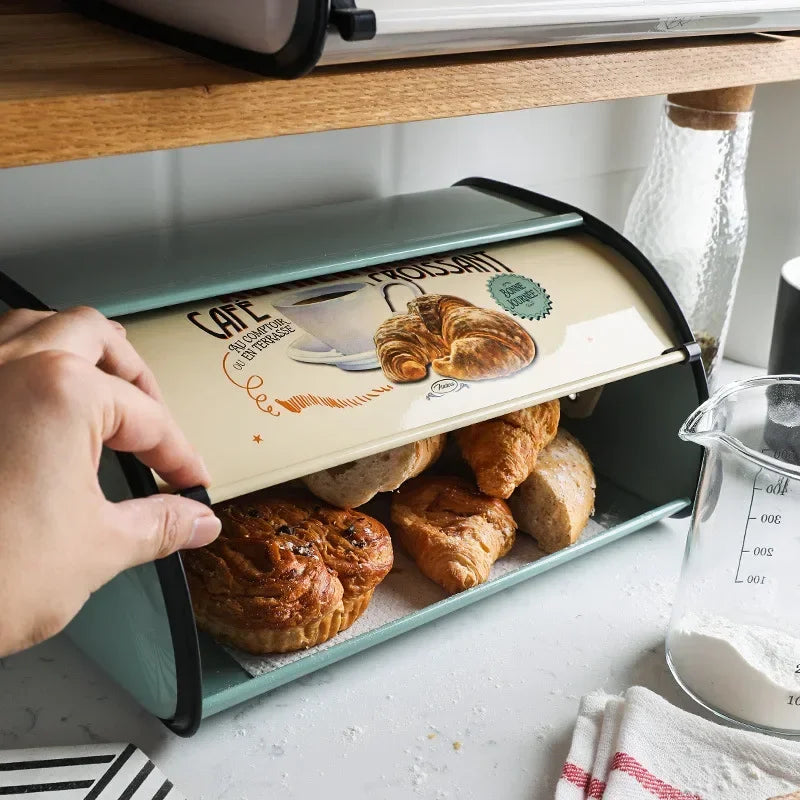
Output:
[0, 306, 220, 657]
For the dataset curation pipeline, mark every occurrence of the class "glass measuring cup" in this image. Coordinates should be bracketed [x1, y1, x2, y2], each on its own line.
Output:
[667, 375, 800, 735]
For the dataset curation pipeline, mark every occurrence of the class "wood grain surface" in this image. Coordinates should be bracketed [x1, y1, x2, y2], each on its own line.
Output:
[1, 4, 799, 167]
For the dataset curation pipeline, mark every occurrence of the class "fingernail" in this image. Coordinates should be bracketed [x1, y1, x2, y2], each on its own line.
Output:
[188, 515, 221, 548]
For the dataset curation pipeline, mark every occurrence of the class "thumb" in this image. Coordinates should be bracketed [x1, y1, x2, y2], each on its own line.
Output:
[107, 494, 221, 570]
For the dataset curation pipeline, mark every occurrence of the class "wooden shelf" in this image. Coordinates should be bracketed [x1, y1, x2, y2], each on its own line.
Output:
[2, 4, 800, 167]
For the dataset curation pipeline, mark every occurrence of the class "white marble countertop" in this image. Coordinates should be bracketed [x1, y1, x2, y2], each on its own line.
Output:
[0, 362, 758, 800]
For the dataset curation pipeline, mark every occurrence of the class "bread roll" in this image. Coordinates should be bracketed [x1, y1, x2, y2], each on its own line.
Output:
[508, 429, 595, 553]
[302, 434, 446, 508]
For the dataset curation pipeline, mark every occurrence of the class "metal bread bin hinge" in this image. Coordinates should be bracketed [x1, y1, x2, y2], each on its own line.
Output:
[662, 341, 703, 364]
[560, 386, 604, 419]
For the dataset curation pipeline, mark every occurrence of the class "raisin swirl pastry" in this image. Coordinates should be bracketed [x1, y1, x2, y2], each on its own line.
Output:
[182, 491, 393, 654]
[301, 503, 394, 630]
[390, 476, 516, 595]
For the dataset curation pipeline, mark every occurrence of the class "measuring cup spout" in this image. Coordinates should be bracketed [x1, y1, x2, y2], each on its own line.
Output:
[679, 394, 725, 448]
[680, 375, 800, 475]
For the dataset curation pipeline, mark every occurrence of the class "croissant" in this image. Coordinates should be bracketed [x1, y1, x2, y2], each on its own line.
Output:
[433, 303, 536, 381]
[455, 400, 561, 499]
[374, 313, 448, 383]
[390, 476, 516, 595]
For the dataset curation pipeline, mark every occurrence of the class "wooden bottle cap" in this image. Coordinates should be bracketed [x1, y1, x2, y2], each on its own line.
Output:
[667, 86, 755, 131]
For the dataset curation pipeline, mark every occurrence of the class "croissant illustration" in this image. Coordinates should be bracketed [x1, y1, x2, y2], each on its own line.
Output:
[433, 302, 536, 380]
[373, 313, 448, 383]
[375, 294, 535, 383]
[407, 294, 473, 337]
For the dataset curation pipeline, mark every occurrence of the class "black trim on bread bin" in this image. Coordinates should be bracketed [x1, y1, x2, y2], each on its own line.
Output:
[0, 272, 204, 736]
[67, 0, 330, 79]
[454, 178, 709, 519]
[116, 455, 205, 736]
[0, 271, 51, 311]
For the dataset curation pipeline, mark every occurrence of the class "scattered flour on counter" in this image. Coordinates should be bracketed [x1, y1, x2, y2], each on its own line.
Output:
[410, 763, 428, 788]
[668, 613, 800, 730]
[343, 725, 364, 742]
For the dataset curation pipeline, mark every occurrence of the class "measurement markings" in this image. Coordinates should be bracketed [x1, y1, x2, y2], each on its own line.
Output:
[735, 467, 763, 584]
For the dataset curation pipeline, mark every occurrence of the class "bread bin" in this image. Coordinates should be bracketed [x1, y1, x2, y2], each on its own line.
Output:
[70, 0, 800, 78]
[0, 179, 707, 735]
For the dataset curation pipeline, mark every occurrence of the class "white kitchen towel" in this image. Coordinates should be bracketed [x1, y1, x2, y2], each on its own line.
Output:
[0, 743, 184, 799]
[556, 686, 800, 800]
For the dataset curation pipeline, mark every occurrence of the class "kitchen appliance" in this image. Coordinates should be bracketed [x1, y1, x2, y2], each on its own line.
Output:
[70, 0, 800, 77]
[667, 375, 800, 735]
[0, 179, 707, 735]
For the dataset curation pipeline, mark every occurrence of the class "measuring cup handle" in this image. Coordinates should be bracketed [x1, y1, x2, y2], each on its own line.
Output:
[382, 281, 424, 314]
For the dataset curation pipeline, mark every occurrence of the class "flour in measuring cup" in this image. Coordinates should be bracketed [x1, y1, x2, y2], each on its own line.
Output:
[668, 613, 800, 730]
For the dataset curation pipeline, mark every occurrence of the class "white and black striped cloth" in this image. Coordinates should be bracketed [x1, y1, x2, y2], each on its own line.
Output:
[0, 743, 184, 798]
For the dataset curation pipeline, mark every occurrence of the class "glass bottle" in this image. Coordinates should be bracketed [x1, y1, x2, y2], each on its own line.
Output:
[624, 89, 754, 380]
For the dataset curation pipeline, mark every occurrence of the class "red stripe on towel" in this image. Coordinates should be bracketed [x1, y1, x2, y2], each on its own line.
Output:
[561, 762, 591, 790]
[588, 777, 607, 798]
[611, 752, 703, 800]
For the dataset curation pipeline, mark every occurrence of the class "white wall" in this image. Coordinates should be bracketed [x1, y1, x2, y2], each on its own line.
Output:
[1, 83, 798, 367]
[727, 82, 800, 367]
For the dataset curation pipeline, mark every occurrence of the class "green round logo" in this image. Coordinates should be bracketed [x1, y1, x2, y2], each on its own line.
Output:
[488, 274, 552, 321]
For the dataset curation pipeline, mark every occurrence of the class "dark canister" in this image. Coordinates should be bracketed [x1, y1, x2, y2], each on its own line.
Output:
[769, 258, 800, 374]
[766, 258, 800, 462]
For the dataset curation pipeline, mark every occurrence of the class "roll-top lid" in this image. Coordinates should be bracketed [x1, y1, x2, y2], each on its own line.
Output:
[120, 230, 683, 504]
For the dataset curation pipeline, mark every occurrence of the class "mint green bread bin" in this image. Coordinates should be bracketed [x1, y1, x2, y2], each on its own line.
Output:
[0, 179, 706, 735]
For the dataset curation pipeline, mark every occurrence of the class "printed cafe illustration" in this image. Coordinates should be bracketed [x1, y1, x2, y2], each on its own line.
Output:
[186, 248, 552, 395]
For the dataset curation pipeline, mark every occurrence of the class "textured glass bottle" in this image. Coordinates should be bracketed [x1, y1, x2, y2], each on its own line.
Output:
[624, 98, 753, 380]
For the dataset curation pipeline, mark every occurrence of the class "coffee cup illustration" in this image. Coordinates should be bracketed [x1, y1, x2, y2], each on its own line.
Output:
[274, 281, 423, 370]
